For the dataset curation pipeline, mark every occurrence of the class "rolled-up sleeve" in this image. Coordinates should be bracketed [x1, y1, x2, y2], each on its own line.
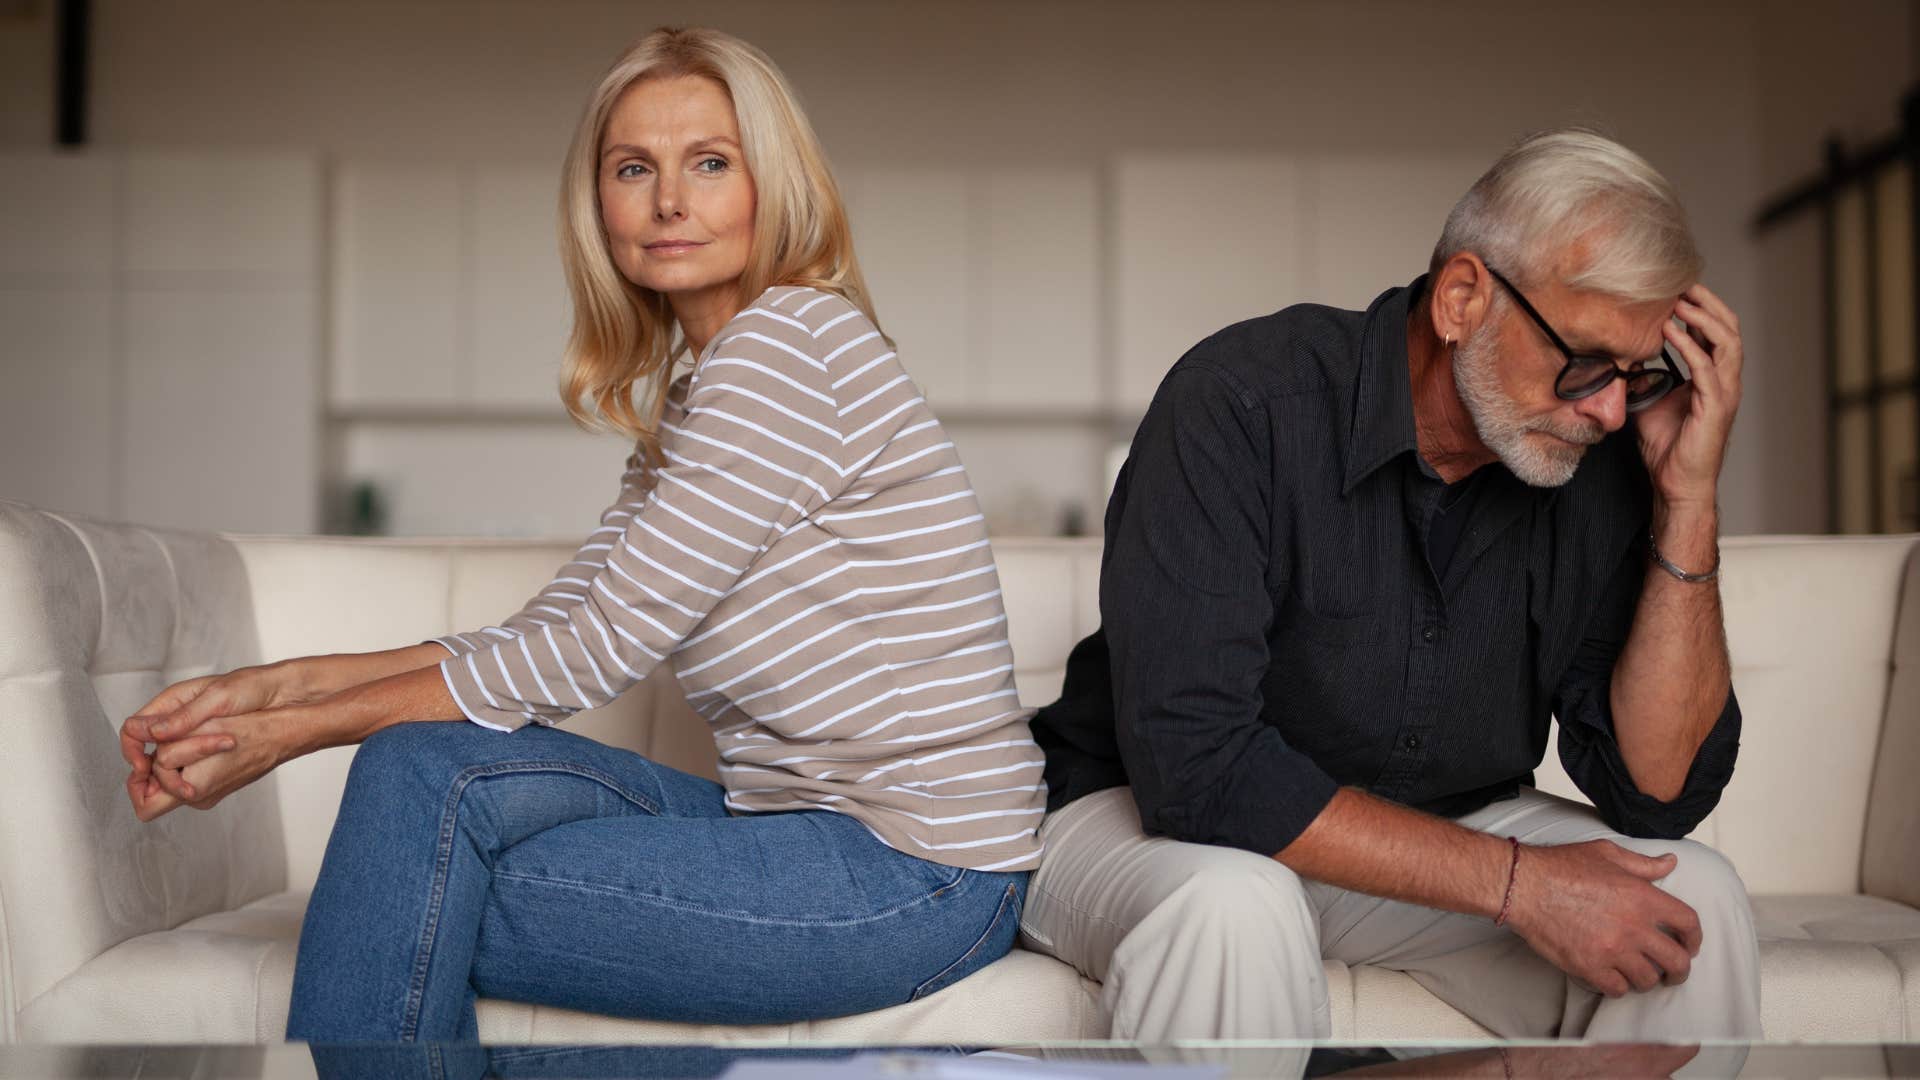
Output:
[1554, 535, 1741, 839]
[1104, 364, 1340, 856]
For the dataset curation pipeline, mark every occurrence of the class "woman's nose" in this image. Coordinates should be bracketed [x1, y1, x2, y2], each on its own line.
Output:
[653, 175, 684, 221]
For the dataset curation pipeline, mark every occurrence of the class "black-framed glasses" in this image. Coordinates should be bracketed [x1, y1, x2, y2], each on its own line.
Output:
[1482, 264, 1686, 413]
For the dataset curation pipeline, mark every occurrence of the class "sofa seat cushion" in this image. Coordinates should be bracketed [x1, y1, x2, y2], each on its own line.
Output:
[1753, 894, 1920, 1040]
[16, 891, 1102, 1045]
[17, 890, 309, 1042]
[474, 949, 1103, 1045]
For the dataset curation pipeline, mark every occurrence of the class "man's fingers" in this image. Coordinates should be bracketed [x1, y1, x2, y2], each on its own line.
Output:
[1619, 951, 1664, 993]
[1605, 842, 1678, 881]
[154, 733, 237, 771]
[1663, 321, 1729, 410]
[1642, 925, 1693, 986]
[1684, 283, 1739, 333]
[1657, 893, 1704, 955]
[1675, 295, 1745, 386]
[1592, 969, 1630, 999]
[1673, 298, 1734, 351]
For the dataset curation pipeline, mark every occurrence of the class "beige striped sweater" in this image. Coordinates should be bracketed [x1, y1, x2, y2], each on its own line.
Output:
[429, 284, 1045, 872]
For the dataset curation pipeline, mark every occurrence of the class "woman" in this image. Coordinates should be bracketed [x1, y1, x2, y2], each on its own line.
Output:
[118, 26, 1044, 1040]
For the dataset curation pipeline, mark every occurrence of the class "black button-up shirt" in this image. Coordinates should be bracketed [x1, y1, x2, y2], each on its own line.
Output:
[1031, 275, 1740, 855]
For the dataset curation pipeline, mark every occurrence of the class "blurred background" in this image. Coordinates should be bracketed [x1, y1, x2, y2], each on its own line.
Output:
[1, 0, 1914, 541]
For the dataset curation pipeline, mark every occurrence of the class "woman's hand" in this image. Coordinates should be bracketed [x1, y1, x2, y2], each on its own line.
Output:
[122, 705, 305, 821]
[124, 662, 309, 743]
[168, 707, 297, 815]
[119, 664, 310, 820]
[121, 663, 459, 822]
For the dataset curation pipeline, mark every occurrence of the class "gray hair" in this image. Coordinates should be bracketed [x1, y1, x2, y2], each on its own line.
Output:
[1429, 128, 1704, 302]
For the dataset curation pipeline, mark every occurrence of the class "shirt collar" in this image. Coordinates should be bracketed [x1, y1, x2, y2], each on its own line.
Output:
[1341, 273, 1429, 495]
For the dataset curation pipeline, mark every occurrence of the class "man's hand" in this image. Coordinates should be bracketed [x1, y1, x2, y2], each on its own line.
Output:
[1504, 839, 1702, 998]
[1635, 283, 1743, 513]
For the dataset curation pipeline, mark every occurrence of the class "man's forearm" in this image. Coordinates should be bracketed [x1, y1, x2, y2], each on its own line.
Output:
[1608, 501, 1731, 801]
[1279, 786, 1513, 918]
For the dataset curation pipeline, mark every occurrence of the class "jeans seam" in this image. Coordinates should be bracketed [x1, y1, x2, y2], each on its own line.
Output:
[398, 759, 667, 1040]
[908, 880, 1020, 1001]
[487, 861, 968, 928]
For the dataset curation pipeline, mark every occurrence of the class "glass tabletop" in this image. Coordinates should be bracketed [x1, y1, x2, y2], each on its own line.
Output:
[0, 1042, 1914, 1079]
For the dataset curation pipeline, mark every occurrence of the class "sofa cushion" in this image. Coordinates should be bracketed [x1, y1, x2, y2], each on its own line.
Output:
[1753, 894, 1920, 1040]
[0, 502, 287, 1034]
[16, 890, 307, 1043]
[1865, 544, 1920, 911]
[15, 891, 1101, 1044]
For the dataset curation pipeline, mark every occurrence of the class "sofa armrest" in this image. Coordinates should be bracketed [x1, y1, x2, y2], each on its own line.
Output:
[1863, 542, 1920, 908]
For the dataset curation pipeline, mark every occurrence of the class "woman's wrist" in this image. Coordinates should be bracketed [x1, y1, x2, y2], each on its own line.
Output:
[280, 644, 451, 704]
[274, 690, 370, 759]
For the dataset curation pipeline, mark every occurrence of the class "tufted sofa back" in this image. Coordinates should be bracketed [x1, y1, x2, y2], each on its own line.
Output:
[4, 498, 1918, 1042]
[235, 535, 1107, 889]
[0, 502, 288, 1034]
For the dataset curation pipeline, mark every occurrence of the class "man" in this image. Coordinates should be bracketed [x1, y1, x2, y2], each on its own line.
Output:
[1021, 129, 1761, 1043]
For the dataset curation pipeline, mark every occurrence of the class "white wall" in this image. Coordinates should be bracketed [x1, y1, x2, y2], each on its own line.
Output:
[1, 0, 1912, 537]
[0, 149, 323, 533]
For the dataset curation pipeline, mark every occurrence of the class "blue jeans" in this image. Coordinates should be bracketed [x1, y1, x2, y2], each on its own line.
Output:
[286, 720, 1029, 1041]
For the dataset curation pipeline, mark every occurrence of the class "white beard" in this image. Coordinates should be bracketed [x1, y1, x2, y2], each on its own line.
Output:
[1451, 315, 1605, 488]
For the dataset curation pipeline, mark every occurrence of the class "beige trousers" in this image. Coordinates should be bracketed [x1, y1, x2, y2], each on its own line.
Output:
[1017, 786, 1763, 1043]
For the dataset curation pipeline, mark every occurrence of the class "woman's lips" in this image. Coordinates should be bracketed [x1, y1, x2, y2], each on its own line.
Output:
[645, 240, 706, 256]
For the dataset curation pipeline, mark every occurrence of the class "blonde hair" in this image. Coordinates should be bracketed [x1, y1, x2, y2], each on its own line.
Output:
[1429, 128, 1704, 302]
[555, 26, 879, 464]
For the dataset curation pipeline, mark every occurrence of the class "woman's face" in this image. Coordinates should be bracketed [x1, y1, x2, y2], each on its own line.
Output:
[598, 74, 756, 309]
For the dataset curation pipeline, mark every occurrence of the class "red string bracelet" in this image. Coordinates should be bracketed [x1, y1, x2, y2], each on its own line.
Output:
[1493, 835, 1520, 927]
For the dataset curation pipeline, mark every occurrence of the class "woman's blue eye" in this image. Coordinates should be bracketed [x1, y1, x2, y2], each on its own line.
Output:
[616, 163, 648, 179]
[697, 157, 728, 173]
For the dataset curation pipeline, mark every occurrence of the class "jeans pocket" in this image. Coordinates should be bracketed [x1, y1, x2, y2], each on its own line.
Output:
[907, 878, 1023, 1002]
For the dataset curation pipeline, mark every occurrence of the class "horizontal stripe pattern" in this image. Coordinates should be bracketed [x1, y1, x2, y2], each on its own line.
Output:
[431, 285, 1043, 871]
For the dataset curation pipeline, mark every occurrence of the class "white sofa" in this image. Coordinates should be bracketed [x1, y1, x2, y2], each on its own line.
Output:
[1, 498, 1916, 1045]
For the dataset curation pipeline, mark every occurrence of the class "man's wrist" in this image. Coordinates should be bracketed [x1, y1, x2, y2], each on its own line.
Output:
[1650, 498, 1718, 573]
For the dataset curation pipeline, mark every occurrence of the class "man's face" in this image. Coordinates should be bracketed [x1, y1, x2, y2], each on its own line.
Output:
[1454, 273, 1676, 487]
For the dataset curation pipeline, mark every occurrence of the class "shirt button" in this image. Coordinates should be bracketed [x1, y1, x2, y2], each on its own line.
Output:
[1404, 733, 1423, 751]
[1420, 625, 1440, 643]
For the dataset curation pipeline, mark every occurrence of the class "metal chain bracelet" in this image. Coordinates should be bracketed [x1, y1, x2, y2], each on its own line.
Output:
[1648, 527, 1719, 583]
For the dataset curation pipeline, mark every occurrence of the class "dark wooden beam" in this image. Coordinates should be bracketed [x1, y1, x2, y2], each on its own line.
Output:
[55, 0, 88, 146]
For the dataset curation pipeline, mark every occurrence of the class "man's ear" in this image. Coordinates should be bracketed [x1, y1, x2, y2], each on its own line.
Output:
[1431, 253, 1491, 345]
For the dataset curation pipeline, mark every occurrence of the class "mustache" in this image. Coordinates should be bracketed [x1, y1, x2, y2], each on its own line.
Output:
[1537, 418, 1606, 446]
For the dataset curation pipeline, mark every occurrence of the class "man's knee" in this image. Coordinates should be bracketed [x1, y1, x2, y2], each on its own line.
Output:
[1620, 837, 1754, 926]
[1106, 847, 1328, 1040]
[1153, 848, 1319, 945]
